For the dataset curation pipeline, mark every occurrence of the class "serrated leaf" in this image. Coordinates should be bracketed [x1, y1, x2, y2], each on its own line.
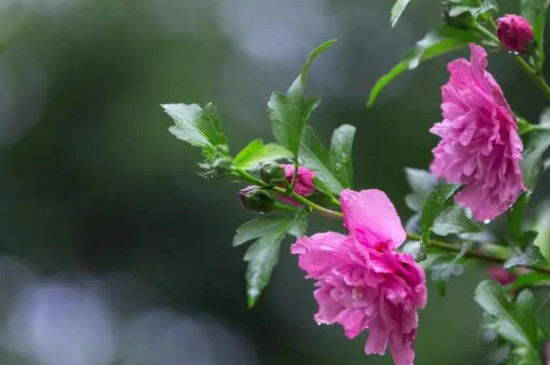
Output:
[429, 243, 468, 292]
[420, 182, 461, 246]
[299, 127, 345, 194]
[404, 168, 439, 213]
[329, 124, 355, 188]
[504, 243, 548, 269]
[432, 204, 482, 236]
[163, 102, 227, 148]
[368, 24, 482, 107]
[234, 140, 292, 170]
[448, 0, 498, 18]
[390, 0, 414, 29]
[267, 40, 336, 158]
[233, 214, 306, 307]
[475, 280, 539, 352]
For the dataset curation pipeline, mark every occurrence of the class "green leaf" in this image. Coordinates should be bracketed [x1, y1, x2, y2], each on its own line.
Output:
[429, 243, 468, 296]
[420, 182, 461, 246]
[390, 0, 414, 29]
[504, 242, 548, 269]
[507, 272, 550, 291]
[432, 205, 482, 236]
[402, 240, 426, 261]
[367, 24, 481, 107]
[329, 124, 356, 188]
[234, 140, 292, 170]
[475, 281, 539, 353]
[447, 0, 498, 18]
[522, 130, 550, 189]
[233, 215, 305, 307]
[163, 102, 227, 148]
[299, 127, 345, 194]
[533, 201, 550, 261]
[404, 168, 439, 213]
[267, 40, 337, 157]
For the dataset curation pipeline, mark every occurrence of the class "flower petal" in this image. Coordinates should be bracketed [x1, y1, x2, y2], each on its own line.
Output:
[340, 189, 406, 249]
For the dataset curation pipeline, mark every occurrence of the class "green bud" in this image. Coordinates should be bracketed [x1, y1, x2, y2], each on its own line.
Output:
[211, 157, 234, 178]
[238, 186, 275, 213]
[260, 164, 287, 186]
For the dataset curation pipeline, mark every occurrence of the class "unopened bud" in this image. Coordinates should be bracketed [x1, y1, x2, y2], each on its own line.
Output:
[279, 164, 316, 205]
[496, 14, 534, 53]
[260, 164, 287, 185]
[238, 186, 275, 212]
[211, 157, 233, 178]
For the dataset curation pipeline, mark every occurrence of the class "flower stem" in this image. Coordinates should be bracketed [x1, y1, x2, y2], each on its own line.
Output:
[406, 233, 550, 275]
[235, 169, 343, 219]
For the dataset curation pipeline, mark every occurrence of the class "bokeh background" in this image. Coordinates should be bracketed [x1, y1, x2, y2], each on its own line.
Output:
[0, 0, 549, 364]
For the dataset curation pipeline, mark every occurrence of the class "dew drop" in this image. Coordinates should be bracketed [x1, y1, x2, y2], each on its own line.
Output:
[334, 163, 342, 172]
[483, 219, 491, 224]
[342, 195, 350, 202]
[351, 194, 359, 201]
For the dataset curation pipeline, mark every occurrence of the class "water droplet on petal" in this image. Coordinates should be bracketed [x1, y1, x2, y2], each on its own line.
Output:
[483, 219, 491, 224]
[351, 194, 359, 201]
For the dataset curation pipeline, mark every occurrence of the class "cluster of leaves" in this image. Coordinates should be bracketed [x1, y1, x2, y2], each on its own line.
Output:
[163, 40, 357, 307]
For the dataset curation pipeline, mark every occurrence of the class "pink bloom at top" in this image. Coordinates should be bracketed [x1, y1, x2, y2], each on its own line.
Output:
[430, 44, 524, 222]
[291, 189, 427, 365]
[496, 14, 534, 53]
[278, 164, 316, 205]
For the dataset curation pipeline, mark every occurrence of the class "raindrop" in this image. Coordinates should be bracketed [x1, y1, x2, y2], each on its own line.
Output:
[351, 194, 359, 201]
[342, 195, 350, 202]
[483, 219, 491, 224]
[334, 163, 342, 172]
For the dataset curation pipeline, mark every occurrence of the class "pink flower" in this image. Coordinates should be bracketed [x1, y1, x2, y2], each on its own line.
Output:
[430, 44, 524, 222]
[487, 266, 516, 286]
[278, 164, 316, 205]
[291, 189, 427, 365]
[496, 14, 534, 53]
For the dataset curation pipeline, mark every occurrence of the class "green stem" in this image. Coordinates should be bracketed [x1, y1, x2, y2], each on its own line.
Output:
[513, 56, 550, 102]
[235, 169, 550, 274]
[406, 233, 550, 275]
[236, 169, 343, 219]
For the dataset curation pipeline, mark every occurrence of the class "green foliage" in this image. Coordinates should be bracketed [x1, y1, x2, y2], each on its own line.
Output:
[329, 124, 356, 189]
[299, 125, 356, 194]
[432, 205, 482, 237]
[368, 24, 482, 107]
[234, 140, 292, 171]
[507, 272, 550, 291]
[404, 168, 438, 213]
[504, 241, 548, 270]
[267, 40, 337, 158]
[233, 213, 307, 307]
[420, 182, 461, 245]
[163, 102, 227, 149]
[390, 0, 414, 29]
[429, 244, 468, 296]
[522, 0, 550, 72]
[522, 109, 550, 189]
[475, 281, 541, 364]
[445, 0, 498, 19]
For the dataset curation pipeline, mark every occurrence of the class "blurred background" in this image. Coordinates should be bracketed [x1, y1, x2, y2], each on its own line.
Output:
[0, 0, 549, 364]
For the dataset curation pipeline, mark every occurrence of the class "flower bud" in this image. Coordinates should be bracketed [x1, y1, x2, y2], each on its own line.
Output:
[260, 164, 287, 185]
[496, 14, 534, 53]
[487, 266, 515, 286]
[279, 164, 316, 205]
[210, 157, 233, 178]
[238, 186, 275, 212]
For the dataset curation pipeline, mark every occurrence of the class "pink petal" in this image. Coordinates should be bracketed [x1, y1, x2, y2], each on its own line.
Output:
[340, 189, 406, 249]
